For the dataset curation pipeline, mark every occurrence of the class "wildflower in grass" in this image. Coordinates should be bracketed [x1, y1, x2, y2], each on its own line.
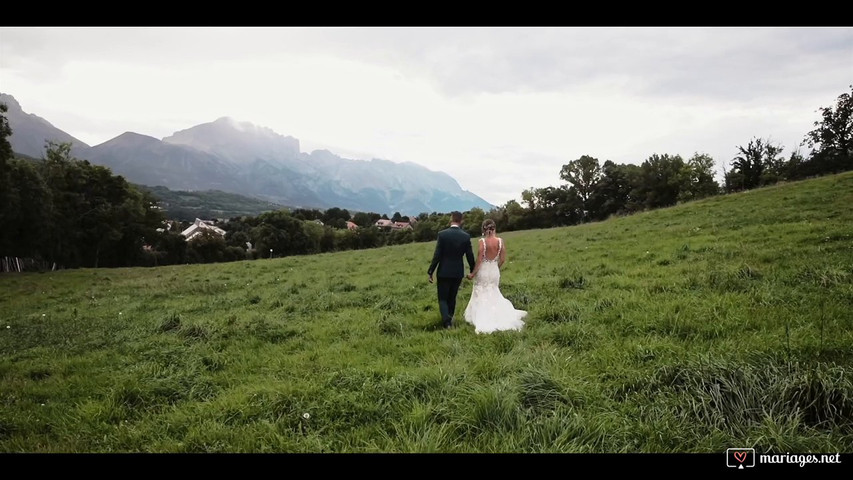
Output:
[298, 412, 311, 435]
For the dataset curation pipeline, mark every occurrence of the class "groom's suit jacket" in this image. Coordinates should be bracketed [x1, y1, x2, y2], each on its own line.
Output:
[428, 225, 476, 279]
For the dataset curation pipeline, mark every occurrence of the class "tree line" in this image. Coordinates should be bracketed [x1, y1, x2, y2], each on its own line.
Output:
[0, 138, 165, 269]
[0, 86, 850, 269]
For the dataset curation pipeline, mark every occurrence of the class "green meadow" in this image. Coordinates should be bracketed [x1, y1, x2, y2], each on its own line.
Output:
[1, 173, 852, 453]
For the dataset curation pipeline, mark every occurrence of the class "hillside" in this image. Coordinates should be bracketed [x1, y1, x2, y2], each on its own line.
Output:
[138, 185, 288, 221]
[1, 172, 851, 453]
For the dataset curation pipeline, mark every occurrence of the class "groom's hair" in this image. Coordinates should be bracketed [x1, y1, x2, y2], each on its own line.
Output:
[451, 211, 463, 223]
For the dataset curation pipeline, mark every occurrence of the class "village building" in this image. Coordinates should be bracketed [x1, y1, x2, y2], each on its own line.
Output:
[180, 218, 226, 242]
[375, 217, 418, 231]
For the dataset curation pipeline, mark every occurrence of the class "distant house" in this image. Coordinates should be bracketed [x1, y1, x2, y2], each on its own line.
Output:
[375, 218, 414, 231]
[180, 218, 226, 242]
[156, 219, 180, 234]
[375, 219, 395, 229]
[346, 221, 359, 231]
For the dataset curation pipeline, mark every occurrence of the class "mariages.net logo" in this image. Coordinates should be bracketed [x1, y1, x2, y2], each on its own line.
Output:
[726, 448, 844, 469]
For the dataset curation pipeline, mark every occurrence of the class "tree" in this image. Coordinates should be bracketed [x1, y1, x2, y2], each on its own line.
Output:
[302, 220, 325, 254]
[638, 153, 686, 209]
[225, 229, 252, 250]
[250, 210, 312, 257]
[803, 84, 853, 175]
[319, 225, 337, 252]
[463, 207, 485, 237]
[0, 102, 12, 171]
[520, 187, 537, 211]
[29, 141, 165, 268]
[1, 158, 52, 257]
[559, 155, 602, 216]
[186, 230, 230, 264]
[782, 148, 808, 180]
[414, 219, 440, 242]
[335, 228, 359, 251]
[388, 227, 414, 245]
[759, 142, 786, 186]
[527, 185, 582, 227]
[322, 207, 350, 228]
[678, 153, 720, 202]
[356, 226, 383, 249]
[0, 102, 18, 255]
[587, 161, 643, 220]
[292, 208, 322, 222]
[351, 211, 380, 229]
[149, 230, 188, 265]
[726, 138, 783, 192]
[547, 185, 584, 226]
[0, 140, 165, 267]
[729, 138, 762, 191]
[501, 199, 526, 232]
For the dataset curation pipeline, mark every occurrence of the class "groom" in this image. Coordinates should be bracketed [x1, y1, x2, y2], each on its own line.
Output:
[428, 211, 476, 329]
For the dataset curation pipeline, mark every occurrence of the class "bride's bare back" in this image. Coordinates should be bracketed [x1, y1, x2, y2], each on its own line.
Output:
[479, 236, 506, 266]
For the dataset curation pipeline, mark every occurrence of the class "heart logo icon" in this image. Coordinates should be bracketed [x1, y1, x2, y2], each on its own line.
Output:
[734, 451, 747, 463]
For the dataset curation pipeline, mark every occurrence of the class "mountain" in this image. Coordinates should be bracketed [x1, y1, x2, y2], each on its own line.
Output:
[164, 116, 301, 164]
[0, 93, 90, 158]
[1, 93, 493, 215]
[86, 131, 250, 193]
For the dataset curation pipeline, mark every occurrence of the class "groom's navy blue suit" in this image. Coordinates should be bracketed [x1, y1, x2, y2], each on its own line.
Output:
[428, 224, 476, 328]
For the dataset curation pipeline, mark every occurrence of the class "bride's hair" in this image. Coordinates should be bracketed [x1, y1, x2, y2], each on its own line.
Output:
[481, 219, 496, 236]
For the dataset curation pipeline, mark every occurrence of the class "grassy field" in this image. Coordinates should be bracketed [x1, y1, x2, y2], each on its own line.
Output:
[1, 172, 852, 453]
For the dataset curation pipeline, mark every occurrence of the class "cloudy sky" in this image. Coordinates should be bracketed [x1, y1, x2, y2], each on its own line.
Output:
[1, 27, 851, 206]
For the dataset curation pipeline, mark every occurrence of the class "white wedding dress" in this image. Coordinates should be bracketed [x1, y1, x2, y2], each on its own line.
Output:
[464, 237, 527, 334]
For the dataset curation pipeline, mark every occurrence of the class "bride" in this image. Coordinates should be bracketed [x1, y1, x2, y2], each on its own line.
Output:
[464, 219, 527, 334]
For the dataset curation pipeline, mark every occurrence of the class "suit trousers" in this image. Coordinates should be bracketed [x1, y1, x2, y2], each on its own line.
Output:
[436, 276, 463, 326]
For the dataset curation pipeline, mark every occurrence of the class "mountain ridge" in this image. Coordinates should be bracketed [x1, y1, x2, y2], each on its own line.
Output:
[1, 93, 493, 215]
